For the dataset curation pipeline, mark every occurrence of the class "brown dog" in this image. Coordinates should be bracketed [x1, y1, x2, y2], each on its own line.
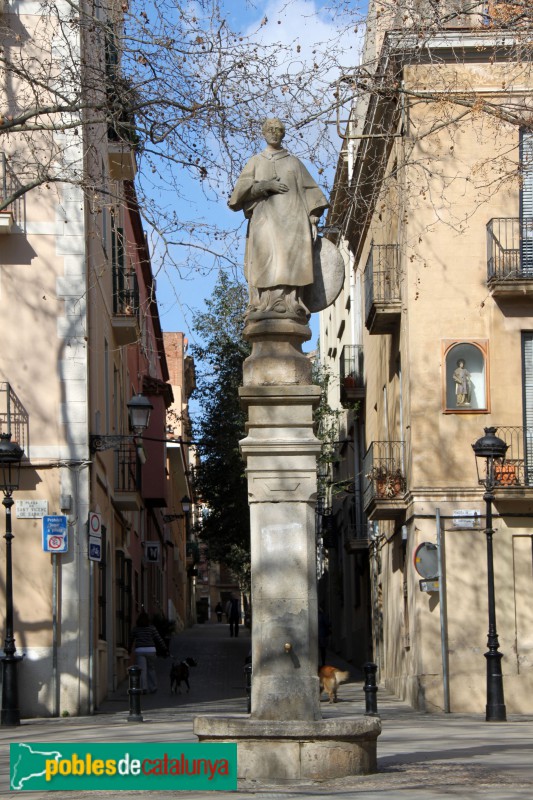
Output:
[318, 665, 350, 703]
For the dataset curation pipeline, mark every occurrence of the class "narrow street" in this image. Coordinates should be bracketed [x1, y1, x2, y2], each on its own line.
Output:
[2, 622, 532, 799]
[98, 621, 251, 717]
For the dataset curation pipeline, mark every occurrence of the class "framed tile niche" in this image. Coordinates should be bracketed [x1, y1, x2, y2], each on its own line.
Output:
[442, 340, 489, 414]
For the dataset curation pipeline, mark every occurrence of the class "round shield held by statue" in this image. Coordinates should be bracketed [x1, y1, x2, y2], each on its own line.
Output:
[302, 237, 345, 313]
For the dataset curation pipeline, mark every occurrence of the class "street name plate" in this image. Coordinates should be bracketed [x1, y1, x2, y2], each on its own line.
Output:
[16, 499, 49, 518]
[453, 510, 481, 528]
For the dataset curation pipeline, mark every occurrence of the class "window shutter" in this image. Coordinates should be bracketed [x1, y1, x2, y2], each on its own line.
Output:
[520, 130, 533, 274]
[522, 333, 533, 482]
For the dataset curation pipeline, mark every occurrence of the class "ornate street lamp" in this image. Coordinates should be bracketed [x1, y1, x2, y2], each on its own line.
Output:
[181, 495, 191, 540]
[0, 432, 24, 727]
[90, 392, 153, 452]
[127, 393, 153, 435]
[472, 426, 508, 722]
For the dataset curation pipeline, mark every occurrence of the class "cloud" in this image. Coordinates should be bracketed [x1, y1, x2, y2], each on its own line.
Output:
[240, 0, 363, 177]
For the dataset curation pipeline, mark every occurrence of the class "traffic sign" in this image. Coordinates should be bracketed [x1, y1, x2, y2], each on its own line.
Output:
[88, 536, 102, 562]
[42, 515, 68, 553]
[414, 541, 439, 580]
[89, 512, 102, 538]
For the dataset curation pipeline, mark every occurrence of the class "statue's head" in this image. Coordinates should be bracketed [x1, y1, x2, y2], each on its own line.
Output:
[262, 118, 285, 145]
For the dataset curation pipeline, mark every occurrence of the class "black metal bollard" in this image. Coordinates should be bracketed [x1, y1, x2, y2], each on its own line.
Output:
[127, 665, 143, 722]
[363, 662, 379, 716]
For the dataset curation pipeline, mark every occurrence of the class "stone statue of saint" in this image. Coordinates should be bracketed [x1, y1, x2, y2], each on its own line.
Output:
[228, 118, 329, 320]
[453, 359, 472, 406]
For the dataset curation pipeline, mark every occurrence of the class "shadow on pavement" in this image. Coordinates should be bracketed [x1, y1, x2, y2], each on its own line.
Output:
[96, 622, 251, 716]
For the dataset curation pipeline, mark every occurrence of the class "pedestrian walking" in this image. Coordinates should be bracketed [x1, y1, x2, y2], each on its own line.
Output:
[228, 595, 241, 638]
[215, 601, 223, 623]
[129, 611, 169, 694]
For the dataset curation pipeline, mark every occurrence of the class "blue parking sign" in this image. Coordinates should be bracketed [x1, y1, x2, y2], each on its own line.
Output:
[88, 536, 102, 562]
[42, 515, 68, 553]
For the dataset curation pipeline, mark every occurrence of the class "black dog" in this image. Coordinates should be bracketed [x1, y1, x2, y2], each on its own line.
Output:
[170, 657, 198, 693]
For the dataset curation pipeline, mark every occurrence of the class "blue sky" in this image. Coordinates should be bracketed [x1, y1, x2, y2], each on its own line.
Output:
[151, 0, 363, 351]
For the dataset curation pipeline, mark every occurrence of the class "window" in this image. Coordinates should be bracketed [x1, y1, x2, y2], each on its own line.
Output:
[443, 340, 489, 413]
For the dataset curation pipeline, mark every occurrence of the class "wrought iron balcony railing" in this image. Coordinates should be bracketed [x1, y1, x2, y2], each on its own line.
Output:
[114, 443, 140, 494]
[340, 345, 365, 405]
[113, 268, 139, 317]
[365, 245, 400, 307]
[487, 218, 533, 281]
[364, 244, 401, 333]
[490, 426, 533, 488]
[363, 440, 406, 508]
[0, 383, 29, 454]
[1, 154, 23, 228]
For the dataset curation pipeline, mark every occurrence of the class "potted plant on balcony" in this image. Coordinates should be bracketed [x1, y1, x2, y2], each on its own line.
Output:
[343, 373, 356, 389]
[366, 465, 405, 498]
[494, 461, 518, 486]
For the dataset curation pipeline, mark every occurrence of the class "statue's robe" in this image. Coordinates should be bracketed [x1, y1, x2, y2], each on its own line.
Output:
[229, 148, 328, 289]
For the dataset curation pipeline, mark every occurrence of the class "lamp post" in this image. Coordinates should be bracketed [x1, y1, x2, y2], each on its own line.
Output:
[0, 432, 24, 727]
[472, 426, 508, 722]
[127, 393, 153, 436]
[181, 495, 191, 540]
[90, 392, 153, 452]
[181, 496, 195, 624]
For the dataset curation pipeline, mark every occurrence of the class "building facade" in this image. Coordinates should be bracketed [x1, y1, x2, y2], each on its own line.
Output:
[0, 1, 191, 718]
[320, 1, 533, 713]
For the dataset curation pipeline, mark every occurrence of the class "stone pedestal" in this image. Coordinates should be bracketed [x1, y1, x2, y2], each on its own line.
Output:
[194, 315, 380, 780]
[194, 716, 382, 781]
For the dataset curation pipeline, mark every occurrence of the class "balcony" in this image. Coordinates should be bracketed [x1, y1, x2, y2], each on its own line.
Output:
[340, 345, 365, 407]
[363, 440, 407, 520]
[114, 444, 141, 510]
[0, 383, 29, 454]
[107, 79, 138, 181]
[112, 268, 140, 346]
[364, 244, 401, 334]
[344, 524, 371, 554]
[487, 218, 533, 297]
[107, 141, 137, 182]
[490, 426, 533, 502]
[1, 154, 23, 232]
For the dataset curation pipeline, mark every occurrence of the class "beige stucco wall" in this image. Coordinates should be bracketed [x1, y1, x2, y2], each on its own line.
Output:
[374, 58, 533, 713]
[321, 47, 533, 714]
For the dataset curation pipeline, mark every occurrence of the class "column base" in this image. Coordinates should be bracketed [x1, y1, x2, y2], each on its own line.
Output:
[194, 715, 381, 782]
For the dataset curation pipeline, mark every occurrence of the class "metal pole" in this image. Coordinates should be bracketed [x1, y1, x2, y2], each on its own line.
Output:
[484, 489, 506, 722]
[436, 509, 450, 713]
[52, 554, 58, 717]
[1, 495, 21, 726]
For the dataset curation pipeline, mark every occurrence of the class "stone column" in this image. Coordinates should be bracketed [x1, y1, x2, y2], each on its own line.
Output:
[240, 383, 322, 720]
[194, 315, 381, 780]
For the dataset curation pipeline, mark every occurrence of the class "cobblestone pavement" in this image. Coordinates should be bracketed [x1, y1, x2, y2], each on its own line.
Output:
[1, 623, 532, 799]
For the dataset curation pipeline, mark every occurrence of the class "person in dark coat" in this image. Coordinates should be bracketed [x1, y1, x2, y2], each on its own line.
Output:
[228, 595, 241, 638]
